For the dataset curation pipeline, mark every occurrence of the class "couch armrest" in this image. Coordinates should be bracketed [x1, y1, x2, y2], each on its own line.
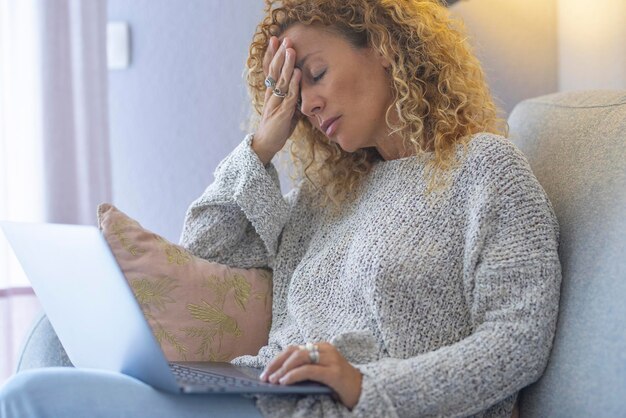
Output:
[15, 311, 73, 373]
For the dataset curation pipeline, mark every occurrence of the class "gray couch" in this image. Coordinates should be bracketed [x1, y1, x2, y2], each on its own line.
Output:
[15, 90, 626, 417]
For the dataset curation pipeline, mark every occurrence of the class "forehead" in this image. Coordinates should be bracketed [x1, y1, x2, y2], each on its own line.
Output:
[280, 24, 350, 62]
[280, 23, 336, 43]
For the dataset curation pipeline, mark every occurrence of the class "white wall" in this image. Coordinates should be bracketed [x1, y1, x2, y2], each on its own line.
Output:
[452, 0, 626, 101]
[107, 0, 264, 241]
[450, 0, 559, 115]
[558, 0, 626, 91]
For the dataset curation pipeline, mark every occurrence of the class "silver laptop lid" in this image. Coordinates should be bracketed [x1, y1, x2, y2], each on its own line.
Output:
[1, 221, 179, 393]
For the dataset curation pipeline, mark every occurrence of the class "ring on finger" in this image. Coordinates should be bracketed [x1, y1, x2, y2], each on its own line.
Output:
[299, 342, 315, 351]
[300, 342, 320, 364]
[264, 76, 276, 89]
[273, 87, 287, 98]
[309, 349, 320, 364]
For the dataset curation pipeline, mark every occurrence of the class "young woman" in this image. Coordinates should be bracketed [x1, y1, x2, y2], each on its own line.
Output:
[0, 1, 560, 417]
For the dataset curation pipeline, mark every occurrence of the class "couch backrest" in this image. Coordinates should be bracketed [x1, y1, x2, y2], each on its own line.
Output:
[507, 90, 626, 417]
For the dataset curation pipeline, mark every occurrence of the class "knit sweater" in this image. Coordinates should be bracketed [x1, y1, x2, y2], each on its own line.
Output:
[180, 132, 561, 418]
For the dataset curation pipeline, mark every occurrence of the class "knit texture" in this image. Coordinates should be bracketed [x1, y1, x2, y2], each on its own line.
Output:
[180, 133, 561, 418]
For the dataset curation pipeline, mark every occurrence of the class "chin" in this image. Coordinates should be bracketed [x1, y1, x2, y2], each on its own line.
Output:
[333, 136, 357, 153]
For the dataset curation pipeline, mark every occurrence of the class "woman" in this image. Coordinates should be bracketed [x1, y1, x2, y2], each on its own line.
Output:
[0, 0, 560, 417]
[181, 0, 560, 416]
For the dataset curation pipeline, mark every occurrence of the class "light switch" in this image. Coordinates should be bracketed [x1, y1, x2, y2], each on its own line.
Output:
[107, 21, 131, 70]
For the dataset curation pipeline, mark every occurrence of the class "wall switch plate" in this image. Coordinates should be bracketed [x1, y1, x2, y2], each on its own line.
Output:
[107, 21, 131, 70]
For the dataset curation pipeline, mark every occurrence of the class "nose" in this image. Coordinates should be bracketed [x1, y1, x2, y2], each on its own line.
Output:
[299, 85, 323, 124]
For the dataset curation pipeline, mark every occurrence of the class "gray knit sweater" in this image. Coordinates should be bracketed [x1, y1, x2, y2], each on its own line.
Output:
[180, 133, 561, 418]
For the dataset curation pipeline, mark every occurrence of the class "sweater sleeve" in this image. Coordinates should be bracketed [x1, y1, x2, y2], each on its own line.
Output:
[352, 146, 562, 417]
[179, 134, 295, 269]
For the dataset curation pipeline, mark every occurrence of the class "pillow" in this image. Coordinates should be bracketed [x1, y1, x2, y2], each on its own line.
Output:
[97, 203, 273, 362]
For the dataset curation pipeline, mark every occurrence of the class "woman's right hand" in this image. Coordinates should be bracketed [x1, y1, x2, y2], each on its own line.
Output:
[252, 36, 302, 166]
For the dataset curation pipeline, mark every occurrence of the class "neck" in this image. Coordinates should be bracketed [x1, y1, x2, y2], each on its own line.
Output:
[375, 133, 417, 161]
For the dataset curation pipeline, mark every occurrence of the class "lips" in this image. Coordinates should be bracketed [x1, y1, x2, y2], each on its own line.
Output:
[320, 116, 341, 137]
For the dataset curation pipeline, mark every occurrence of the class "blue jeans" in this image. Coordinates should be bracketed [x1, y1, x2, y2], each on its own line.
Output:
[0, 368, 263, 418]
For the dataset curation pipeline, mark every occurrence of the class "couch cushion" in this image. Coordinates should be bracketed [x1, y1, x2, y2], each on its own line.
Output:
[15, 311, 74, 371]
[507, 90, 626, 416]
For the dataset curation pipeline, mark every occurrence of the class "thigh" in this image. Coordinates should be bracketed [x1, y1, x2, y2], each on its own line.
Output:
[0, 367, 262, 418]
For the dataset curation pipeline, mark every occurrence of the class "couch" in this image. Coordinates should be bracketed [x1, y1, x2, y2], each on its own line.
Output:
[14, 90, 626, 416]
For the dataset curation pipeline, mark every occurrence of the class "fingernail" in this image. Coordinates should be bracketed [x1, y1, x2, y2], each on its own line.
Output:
[282, 38, 287, 47]
[286, 50, 291, 59]
[259, 371, 266, 380]
[269, 373, 278, 383]
[279, 376, 287, 384]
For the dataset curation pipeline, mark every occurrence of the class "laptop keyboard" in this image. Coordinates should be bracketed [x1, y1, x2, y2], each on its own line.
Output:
[169, 363, 262, 390]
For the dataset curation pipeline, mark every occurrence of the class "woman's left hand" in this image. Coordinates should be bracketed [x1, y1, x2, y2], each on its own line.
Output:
[259, 342, 363, 409]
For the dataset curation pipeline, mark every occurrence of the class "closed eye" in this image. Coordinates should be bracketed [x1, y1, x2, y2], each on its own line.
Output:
[313, 70, 326, 83]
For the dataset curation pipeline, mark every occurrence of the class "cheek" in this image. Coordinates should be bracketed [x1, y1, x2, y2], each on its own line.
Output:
[342, 69, 390, 118]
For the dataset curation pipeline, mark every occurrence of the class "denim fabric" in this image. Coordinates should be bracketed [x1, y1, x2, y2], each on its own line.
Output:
[0, 368, 262, 418]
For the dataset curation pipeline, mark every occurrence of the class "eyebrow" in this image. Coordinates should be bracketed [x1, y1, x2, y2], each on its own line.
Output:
[295, 51, 322, 69]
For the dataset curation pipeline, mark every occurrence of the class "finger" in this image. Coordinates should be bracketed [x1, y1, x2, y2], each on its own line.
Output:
[277, 47, 296, 92]
[267, 38, 288, 88]
[268, 346, 311, 384]
[264, 83, 273, 103]
[316, 342, 335, 353]
[288, 68, 304, 121]
[282, 67, 301, 111]
[260, 345, 299, 382]
[278, 364, 334, 387]
[263, 42, 289, 109]
[262, 37, 278, 103]
[266, 47, 297, 108]
[262, 36, 278, 76]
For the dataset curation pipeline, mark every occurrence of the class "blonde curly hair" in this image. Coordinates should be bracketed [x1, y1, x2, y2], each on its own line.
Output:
[246, 0, 507, 210]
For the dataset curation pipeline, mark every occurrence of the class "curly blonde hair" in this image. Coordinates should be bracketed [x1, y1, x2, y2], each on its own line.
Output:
[246, 0, 507, 210]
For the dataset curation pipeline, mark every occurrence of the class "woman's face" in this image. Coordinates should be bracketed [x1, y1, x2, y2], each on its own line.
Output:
[281, 24, 395, 154]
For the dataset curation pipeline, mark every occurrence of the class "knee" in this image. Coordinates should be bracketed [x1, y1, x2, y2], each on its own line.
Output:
[1, 371, 33, 417]
[0, 369, 61, 418]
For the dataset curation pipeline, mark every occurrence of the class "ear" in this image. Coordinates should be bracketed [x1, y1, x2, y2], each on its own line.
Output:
[374, 48, 392, 69]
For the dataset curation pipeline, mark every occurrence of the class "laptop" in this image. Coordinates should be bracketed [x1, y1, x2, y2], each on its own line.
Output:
[0, 221, 332, 395]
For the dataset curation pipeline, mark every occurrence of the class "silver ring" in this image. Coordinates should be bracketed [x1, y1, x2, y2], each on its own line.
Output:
[272, 87, 287, 98]
[301, 342, 319, 364]
[298, 343, 313, 351]
[264, 76, 276, 89]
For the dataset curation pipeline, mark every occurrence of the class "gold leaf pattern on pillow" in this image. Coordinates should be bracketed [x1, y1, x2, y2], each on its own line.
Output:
[155, 236, 192, 265]
[185, 299, 244, 361]
[231, 274, 252, 311]
[181, 326, 219, 360]
[146, 312, 188, 360]
[110, 219, 145, 256]
[203, 274, 252, 311]
[129, 277, 188, 360]
[209, 350, 235, 362]
[187, 300, 243, 338]
[202, 275, 229, 307]
[253, 270, 272, 310]
[130, 276, 179, 312]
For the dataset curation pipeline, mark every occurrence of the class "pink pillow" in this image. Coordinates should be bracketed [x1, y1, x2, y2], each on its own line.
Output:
[97, 203, 273, 362]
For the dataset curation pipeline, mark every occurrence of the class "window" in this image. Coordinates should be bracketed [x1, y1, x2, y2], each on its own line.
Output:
[0, 0, 43, 288]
